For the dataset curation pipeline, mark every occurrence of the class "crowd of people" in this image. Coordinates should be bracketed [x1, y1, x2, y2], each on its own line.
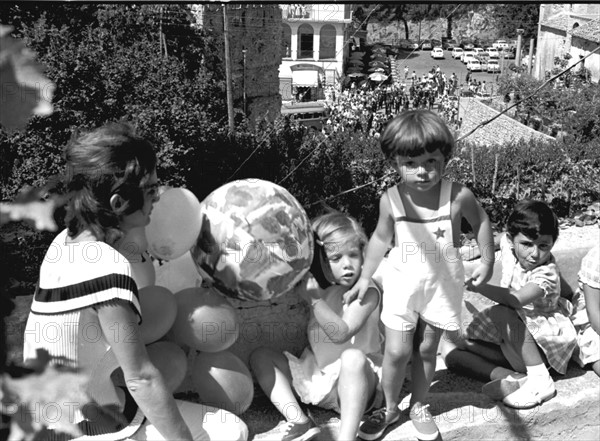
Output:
[320, 64, 465, 136]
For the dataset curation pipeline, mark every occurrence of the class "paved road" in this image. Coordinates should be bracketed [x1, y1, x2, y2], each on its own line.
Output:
[389, 48, 515, 91]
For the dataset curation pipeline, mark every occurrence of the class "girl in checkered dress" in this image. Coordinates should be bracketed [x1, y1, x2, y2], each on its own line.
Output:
[457, 200, 577, 409]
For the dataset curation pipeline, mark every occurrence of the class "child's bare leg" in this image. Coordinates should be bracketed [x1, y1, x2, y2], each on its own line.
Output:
[444, 334, 516, 381]
[337, 349, 378, 441]
[382, 326, 414, 411]
[249, 347, 309, 423]
[409, 319, 443, 405]
[592, 360, 600, 377]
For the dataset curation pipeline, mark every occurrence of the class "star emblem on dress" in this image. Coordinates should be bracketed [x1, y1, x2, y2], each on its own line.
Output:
[433, 227, 445, 239]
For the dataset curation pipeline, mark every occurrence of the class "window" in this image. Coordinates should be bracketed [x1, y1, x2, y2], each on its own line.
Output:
[319, 25, 336, 59]
[298, 24, 314, 59]
[282, 24, 291, 58]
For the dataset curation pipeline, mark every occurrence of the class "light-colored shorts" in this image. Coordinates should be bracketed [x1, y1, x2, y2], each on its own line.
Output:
[379, 251, 464, 332]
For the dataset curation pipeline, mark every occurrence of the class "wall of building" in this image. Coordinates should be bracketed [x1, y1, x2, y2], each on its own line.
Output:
[535, 26, 567, 79]
[201, 4, 283, 125]
[571, 37, 600, 83]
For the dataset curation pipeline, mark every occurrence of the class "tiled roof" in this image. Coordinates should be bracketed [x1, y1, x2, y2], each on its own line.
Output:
[457, 98, 554, 147]
[541, 13, 570, 32]
[571, 18, 600, 43]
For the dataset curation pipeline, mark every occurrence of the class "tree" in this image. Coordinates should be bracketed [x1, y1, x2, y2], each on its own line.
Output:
[489, 3, 539, 39]
[1, 3, 231, 200]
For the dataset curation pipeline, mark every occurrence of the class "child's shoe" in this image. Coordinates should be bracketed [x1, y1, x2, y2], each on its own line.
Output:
[482, 372, 527, 401]
[502, 376, 556, 409]
[358, 406, 400, 441]
[260, 418, 321, 441]
[409, 402, 439, 441]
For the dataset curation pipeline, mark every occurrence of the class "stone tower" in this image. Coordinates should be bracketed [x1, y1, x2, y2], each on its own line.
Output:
[195, 4, 283, 126]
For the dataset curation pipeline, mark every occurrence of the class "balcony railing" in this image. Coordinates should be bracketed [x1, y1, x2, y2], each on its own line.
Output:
[281, 4, 351, 22]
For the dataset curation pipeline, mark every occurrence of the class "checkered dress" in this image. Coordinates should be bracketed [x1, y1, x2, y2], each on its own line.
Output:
[466, 234, 577, 374]
[570, 245, 600, 366]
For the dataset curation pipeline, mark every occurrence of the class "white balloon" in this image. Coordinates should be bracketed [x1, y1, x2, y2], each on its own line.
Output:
[146, 188, 202, 260]
[155, 250, 203, 294]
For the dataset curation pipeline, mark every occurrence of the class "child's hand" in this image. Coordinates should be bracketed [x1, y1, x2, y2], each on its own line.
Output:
[469, 263, 493, 288]
[343, 277, 370, 304]
[297, 273, 324, 305]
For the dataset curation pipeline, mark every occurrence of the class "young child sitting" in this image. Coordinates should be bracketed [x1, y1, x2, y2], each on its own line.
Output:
[570, 244, 600, 376]
[249, 211, 383, 441]
[445, 200, 578, 409]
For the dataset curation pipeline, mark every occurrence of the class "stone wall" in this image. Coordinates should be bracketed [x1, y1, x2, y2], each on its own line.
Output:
[201, 4, 282, 125]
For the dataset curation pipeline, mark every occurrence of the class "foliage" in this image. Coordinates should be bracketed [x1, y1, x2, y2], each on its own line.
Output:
[1, 3, 227, 201]
[488, 4, 539, 40]
[447, 138, 600, 228]
[496, 53, 600, 143]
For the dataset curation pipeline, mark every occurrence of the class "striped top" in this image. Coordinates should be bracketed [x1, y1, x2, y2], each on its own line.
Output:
[23, 229, 145, 440]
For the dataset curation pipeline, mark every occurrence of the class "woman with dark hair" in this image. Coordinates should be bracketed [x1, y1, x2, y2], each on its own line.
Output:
[21, 122, 248, 441]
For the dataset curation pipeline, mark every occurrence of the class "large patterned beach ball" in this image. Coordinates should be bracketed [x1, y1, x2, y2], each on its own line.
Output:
[190, 179, 313, 301]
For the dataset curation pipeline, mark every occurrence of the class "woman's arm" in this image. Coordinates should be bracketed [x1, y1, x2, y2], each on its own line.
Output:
[313, 287, 379, 344]
[583, 283, 600, 336]
[98, 300, 193, 441]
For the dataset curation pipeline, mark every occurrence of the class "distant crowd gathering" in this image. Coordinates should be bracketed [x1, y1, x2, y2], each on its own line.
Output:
[321, 64, 466, 136]
[19, 108, 599, 441]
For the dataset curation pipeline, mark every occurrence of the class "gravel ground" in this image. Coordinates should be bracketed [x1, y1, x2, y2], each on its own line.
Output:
[553, 224, 600, 252]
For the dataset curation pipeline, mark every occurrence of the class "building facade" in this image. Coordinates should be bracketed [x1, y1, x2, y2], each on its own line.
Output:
[535, 4, 600, 83]
[279, 4, 355, 99]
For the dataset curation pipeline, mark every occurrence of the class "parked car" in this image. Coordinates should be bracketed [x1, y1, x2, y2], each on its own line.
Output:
[522, 54, 536, 67]
[487, 59, 501, 73]
[461, 40, 475, 50]
[451, 47, 464, 59]
[407, 39, 419, 50]
[486, 47, 500, 58]
[466, 59, 482, 71]
[431, 39, 442, 48]
[461, 50, 476, 63]
[430, 47, 444, 59]
[501, 48, 515, 59]
[420, 39, 433, 50]
[398, 39, 411, 50]
[493, 39, 509, 50]
[473, 47, 485, 56]
[443, 39, 459, 50]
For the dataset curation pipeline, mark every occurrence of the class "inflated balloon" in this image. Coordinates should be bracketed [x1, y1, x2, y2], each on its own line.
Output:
[138, 285, 177, 344]
[155, 250, 202, 294]
[146, 341, 187, 393]
[146, 187, 202, 261]
[169, 287, 239, 352]
[190, 179, 313, 301]
[191, 350, 254, 415]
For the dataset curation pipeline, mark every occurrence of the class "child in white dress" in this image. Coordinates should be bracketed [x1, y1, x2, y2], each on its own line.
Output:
[448, 200, 577, 409]
[250, 211, 383, 441]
